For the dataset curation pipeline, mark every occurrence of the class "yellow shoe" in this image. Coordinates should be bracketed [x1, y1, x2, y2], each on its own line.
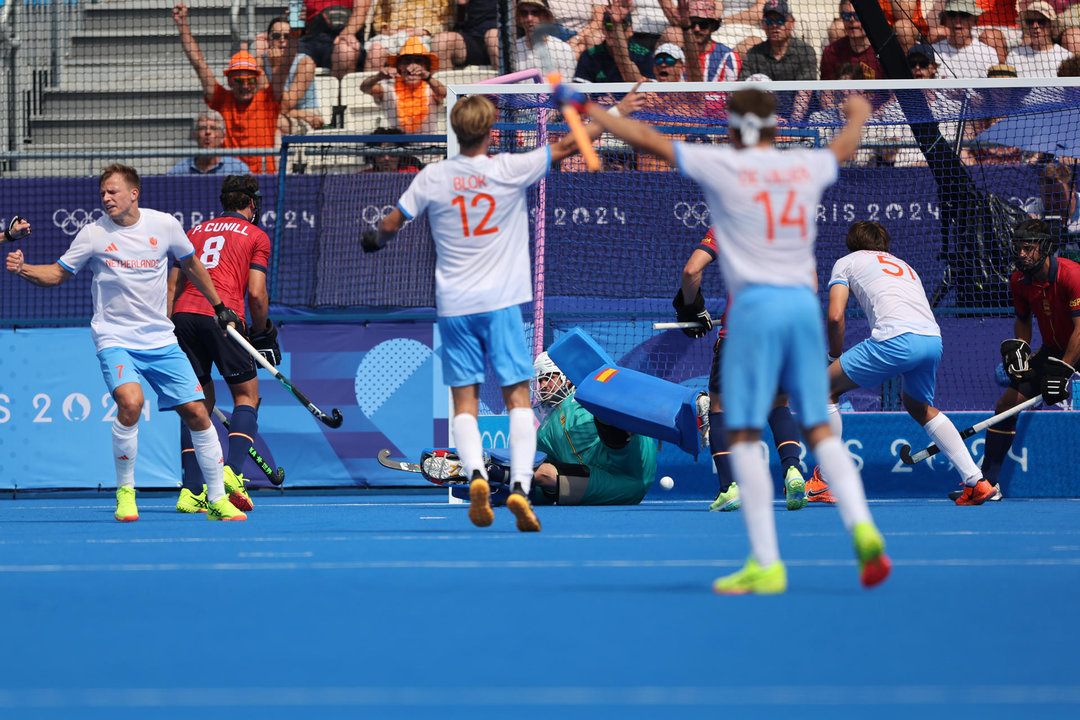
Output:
[506, 487, 541, 532]
[712, 557, 787, 595]
[223, 466, 253, 512]
[207, 497, 247, 521]
[175, 485, 208, 514]
[115, 486, 139, 522]
[468, 472, 494, 527]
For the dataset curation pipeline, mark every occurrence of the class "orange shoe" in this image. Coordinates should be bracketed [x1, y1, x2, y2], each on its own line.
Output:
[955, 479, 995, 506]
[806, 466, 836, 503]
[506, 487, 541, 533]
[468, 471, 495, 527]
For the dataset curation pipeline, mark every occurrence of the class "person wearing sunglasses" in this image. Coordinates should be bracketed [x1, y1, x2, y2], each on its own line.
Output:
[929, 0, 1001, 77]
[512, 0, 576, 78]
[174, 3, 286, 174]
[1007, 2, 1071, 76]
[573, 6, 654, 82]
[738, 0, 815, 121]
[670, 0, 741, 83]
[260, 16, 325, 132]
[820, 1, 885, 81]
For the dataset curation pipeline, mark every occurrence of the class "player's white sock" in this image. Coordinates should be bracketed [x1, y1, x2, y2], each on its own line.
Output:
[189, 426, 227, 503]
[923, 413, 982, 486]
[826, 402, 843, 438]
[508, 407, 536, 495]
[813, 435, 872, 531]
[728, 442, 780, 567]
[112, 418, 138, 489]
[451, 413, 487, 481]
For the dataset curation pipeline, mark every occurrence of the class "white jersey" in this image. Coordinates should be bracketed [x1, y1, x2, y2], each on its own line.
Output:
[397, 146, 551, 317]
[58, 208, 195, 351]
[1006, 44, 1073, 78]
[931, 39, 998, 78]
[828, 250, 939, 342]
[674, 143, 838, 296]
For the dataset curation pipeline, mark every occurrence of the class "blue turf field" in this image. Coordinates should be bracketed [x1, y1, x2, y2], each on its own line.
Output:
[0, 492, 1077, 719]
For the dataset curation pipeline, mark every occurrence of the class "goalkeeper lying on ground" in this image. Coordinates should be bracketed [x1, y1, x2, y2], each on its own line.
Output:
[422, 351, 661, 505]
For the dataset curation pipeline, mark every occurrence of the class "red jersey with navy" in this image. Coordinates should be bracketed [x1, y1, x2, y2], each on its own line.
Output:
[697, 227, 729, 339]
[1010, 255, 1080, 354]
[173, 211, 271, 318]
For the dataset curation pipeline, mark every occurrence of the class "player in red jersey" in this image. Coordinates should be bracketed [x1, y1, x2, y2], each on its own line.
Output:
[975, 219, 1080, 498]
[168, 174, 279, 513]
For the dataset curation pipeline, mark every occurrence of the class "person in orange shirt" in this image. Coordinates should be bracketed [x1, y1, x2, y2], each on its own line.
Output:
[174, 3, 285, 174]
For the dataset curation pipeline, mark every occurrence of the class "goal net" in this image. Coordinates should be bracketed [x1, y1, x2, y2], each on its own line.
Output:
[277, 77, 1080, 413]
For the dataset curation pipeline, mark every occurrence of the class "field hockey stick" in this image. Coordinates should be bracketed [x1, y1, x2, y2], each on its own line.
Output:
[898, 395, 1042, 465]
[652, 321, 707, 330]
[533, 23, 601, 171]
[377, 449, 422, 474]
[225, 325, 344, 429]
[211, 406, 285, 485]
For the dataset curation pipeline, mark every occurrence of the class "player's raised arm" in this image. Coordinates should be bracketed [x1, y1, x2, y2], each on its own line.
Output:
[549, 82, 644, 164]
[828, 95, 871, 164]
[567, 86, 676, 166]
[5, 249, 70, 287]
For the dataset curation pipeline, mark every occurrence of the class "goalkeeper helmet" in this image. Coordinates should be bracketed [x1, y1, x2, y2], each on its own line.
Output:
[533, 352, 573, 407]
[1011, 218, 1054, 276]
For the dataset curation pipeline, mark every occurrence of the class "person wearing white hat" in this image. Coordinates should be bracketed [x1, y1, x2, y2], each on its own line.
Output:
[1007, 2, 1072, 77]
[930, 0, 1000, 78]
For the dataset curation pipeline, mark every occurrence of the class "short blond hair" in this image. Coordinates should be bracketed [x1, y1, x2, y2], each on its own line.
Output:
[100, 163, 141, 192]
[451, 95, 496, 150]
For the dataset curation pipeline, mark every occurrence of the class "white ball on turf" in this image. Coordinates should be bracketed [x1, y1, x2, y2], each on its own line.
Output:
[660, 476, 674, 490]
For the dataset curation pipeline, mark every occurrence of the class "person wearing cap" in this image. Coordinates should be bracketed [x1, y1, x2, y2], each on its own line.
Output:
[363, 1, 453, 72]
[431, 0, 500, 71]
[650, 42, 687, 81]
[174, 3, 285, 174]
[359, 36, 446, 134]
[1007, 2, 1072, 76]
[820, 1, 885, 80]
[512, 0, 577, 78]
[930, 0, 1004, 77]
[739, 0, 816, 82]
[167, 110, 251, 175]
[573, 3, 654, 82]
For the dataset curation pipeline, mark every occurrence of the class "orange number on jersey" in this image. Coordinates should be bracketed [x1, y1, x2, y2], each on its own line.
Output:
[876, 253, 915, 280]
[451, 193, 500, 237]
[115, 364, 124, 379]
[752, 190, 807, 242]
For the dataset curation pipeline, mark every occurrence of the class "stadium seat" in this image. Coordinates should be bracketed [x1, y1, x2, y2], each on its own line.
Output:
[314, 73, 340, 127]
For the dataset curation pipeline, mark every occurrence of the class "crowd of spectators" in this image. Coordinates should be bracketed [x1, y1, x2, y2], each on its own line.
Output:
[167, 0, 1080, 172]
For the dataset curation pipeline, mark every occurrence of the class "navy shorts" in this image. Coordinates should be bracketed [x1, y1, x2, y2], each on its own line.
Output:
[172, 312, 257, 385]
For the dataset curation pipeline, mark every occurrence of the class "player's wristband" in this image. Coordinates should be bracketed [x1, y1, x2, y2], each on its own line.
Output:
[827, 353, 840, 363]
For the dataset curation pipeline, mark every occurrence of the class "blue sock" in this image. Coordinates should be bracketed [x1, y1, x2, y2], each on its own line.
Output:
[768, 405, 802, 473]
[980, 414, 1018, 484]
[226, 404, 258, 474]
[709, 411, 734, 493]
[180, 423, 204, 492]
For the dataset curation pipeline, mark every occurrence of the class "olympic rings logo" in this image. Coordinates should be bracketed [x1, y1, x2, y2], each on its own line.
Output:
[361, 205, 395, 227]
[53, 208, 104, 236]
[673, 202, 710, 228]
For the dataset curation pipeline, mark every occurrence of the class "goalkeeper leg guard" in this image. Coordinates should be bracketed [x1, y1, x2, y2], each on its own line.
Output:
[226, 404, 258, 475]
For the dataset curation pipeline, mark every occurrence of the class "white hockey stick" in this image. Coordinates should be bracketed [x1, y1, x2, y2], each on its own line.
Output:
[652, 321, 706, 330]
[898, 395, 1042, 465]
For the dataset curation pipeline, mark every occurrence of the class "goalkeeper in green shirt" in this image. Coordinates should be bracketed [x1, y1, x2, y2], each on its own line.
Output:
[528, 352, 658, 505]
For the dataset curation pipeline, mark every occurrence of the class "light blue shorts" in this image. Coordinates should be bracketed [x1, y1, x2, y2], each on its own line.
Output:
[722, 285, 828, 430]
[438, 306, 533, 388]
[97, 344, 205, 411]
[840, 333, 942, 405]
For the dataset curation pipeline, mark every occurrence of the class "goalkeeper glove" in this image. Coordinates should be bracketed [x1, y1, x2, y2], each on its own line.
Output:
[1000, 339, 1034, 382]
[672, 288, 713, 339]
[213, 303, 243, 333]
[4, 215, 28, 243]
[1041, 356, 1076, 405]
[552, 83, 588, 113]
[361, 229, 386, 253]
[249, 319, 282, 366]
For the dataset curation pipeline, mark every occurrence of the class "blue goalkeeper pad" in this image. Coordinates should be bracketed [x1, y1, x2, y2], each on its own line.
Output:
[547, 328, 615, 386]
[575, 365, 701, 456]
